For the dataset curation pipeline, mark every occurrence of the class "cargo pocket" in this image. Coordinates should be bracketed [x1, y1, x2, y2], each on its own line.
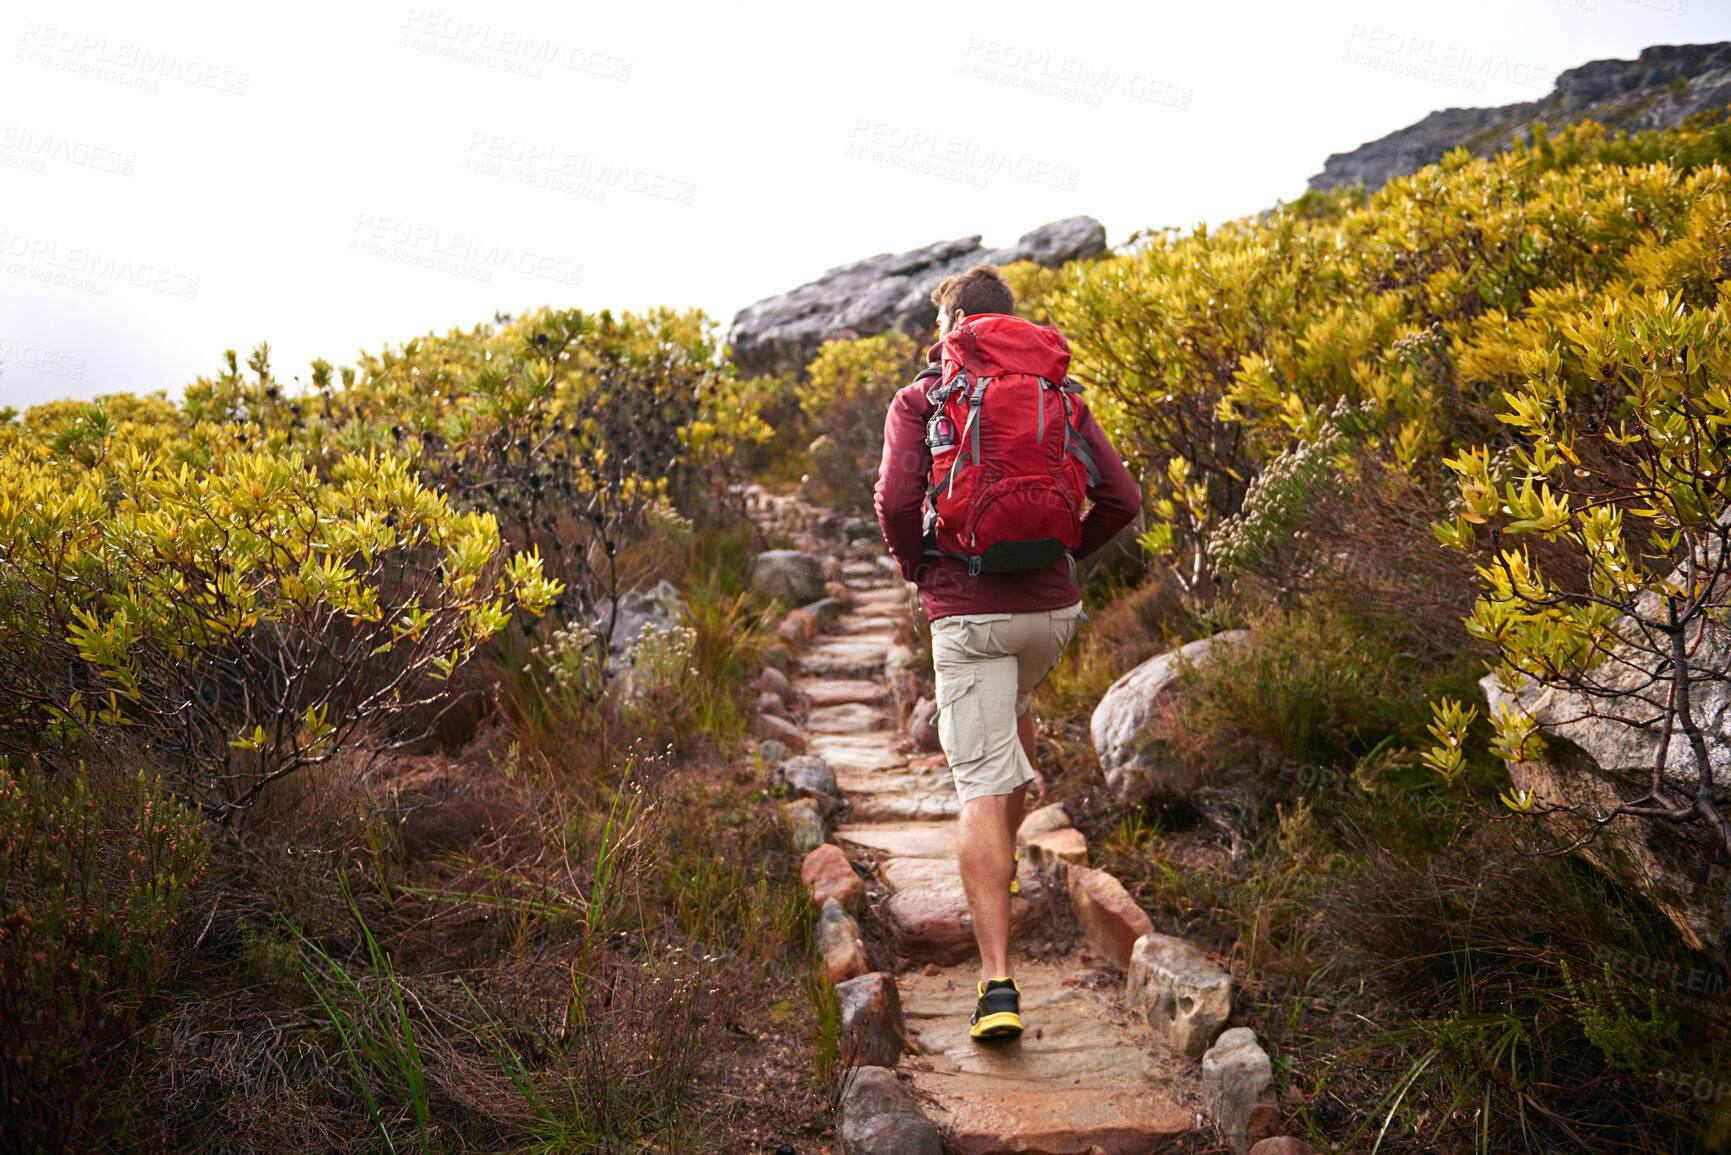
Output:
[936, 669, 985, 765]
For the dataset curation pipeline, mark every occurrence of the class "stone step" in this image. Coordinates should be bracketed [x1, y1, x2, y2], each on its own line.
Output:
[796, 678, 889, 707]
[807, 732, 906, 774]
[839, 613, 901, 634]
[900, 961, 1197, 1154]
[837, 821, 956, 859]
[833, 766, 960, 823]
[880, 857, 1039, 965]
[798, 639, 891, 678]
[806, 702, 893, 734]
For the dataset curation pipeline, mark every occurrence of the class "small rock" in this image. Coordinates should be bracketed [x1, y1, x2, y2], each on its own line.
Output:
[786, 607, 820, 640]
[777, 617, 809, 647]
[822, 556, 846, 581]
[1016, 803, 1071, 844]
[805, 597, 845, 629]
[764, 643, 791, 670]
[1204, 1027, 1279, 1155]
[779, 754, 840, 799]
[1023, 827, 1088, 875]
[757, 739, 792, 765]
[759, 666, 794, 701]
[814, 897, 871, 985]
[824, 580, 852, 604]
[922, 962, 941, 977]
[759, 691, 787, 718]
[835, 1066, 942, 1155]
[753, 549, 829, 604]
[835, 972, 908, 1068]
[1126, 932, 1233, 1058]
[785, 798, 827, 854]
[1248, 1139, 1317, 1155]
[907, 697, 941, 752]
[802, 843, 864, 913]
[757, 713, 809, 752]
[1066, 866, 1154, 970]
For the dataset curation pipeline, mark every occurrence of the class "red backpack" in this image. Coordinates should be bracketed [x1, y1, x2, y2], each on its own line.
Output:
[917, 314, 1100, 577]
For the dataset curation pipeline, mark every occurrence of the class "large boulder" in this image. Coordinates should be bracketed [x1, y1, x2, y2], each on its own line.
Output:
[1091, 632, 1250, 803]
[727, 217, 1108, 377]
[751, 550, 828, 604]
[1483, 671, 1728, 952]
[1478, 539, 1731, 952]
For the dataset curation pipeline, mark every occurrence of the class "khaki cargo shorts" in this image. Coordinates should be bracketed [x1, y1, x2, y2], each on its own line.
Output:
[930, 602, 1084, 803]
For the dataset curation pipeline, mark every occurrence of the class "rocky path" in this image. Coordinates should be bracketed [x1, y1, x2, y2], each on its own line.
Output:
[741, 488, 1278, 1154]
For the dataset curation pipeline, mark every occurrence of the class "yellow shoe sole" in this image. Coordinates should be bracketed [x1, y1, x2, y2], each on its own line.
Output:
[969, 1011, 1024, 1040]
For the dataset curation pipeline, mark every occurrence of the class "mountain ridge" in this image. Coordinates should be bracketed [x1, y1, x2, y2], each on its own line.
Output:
[1310, 41, 1731, 191]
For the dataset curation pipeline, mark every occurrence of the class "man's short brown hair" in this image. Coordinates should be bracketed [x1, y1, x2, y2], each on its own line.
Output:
[932, 264, 1015, 319]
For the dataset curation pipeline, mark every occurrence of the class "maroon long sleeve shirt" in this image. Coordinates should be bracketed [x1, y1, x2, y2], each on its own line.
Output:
[874, 341, 1142, 620]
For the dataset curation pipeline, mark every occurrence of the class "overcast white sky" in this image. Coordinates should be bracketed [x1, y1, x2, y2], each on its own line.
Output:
[2, 0, 1723, 408]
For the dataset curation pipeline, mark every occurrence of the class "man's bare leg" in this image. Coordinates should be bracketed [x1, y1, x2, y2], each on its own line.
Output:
[957, 785, 1027, 983]
[1016, 710, 1041, 803]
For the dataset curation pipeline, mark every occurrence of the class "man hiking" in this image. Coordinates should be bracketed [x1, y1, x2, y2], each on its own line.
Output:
[873, 264, 1140, 1040]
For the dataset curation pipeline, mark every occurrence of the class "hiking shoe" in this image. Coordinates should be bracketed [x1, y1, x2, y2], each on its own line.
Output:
[969, 978, 1023, 1040]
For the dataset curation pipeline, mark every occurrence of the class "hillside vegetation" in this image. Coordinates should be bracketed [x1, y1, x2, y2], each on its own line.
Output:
[8, 109, 1731, 1152]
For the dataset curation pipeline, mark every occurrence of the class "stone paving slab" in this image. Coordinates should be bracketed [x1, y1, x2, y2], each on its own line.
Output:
[901, 962, 1195, 1153]
[836, 821, 956, 858]
[806, 702, 893, 734]
[834, 773, 960, 823]
[807, 732, 906, 773]
[795, 678, 889, 707]
[838, 613, 899, 634]
[798, 641, 891, 677]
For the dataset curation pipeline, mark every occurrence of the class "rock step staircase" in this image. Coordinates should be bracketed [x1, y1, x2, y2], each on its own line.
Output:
[743, 483, 1302, 1155]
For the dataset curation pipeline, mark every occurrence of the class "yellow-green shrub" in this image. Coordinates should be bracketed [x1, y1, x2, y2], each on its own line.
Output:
[1044, 113, 1731, 594]
[0, 443, 557, 816]
[799, 331, 923, 510]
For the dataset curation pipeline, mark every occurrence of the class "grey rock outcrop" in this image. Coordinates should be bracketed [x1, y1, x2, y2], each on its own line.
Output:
[1091, 632, 1250, 804]
[1311, 42, 1731, 192]
[727, 216, 1107, 377]
[1126, 931, 1234, 1058]
[1483, 664, 1730, 952]
[1204, 1028, 1280, 1155]
[1476, 529, 1731, 951]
